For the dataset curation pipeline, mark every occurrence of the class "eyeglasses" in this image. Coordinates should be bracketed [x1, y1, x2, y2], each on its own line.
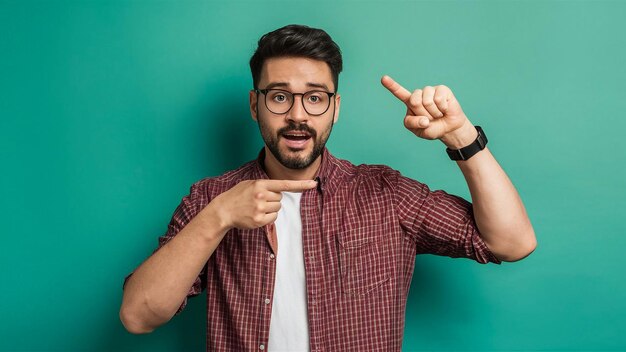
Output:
[255, 88, 336, 116]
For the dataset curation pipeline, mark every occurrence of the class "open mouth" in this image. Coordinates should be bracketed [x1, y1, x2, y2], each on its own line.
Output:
[282, 132, 311, 141]
[281, 131, 312, 149]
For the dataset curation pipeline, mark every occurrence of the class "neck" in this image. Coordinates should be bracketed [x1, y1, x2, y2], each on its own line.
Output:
[262, 146, 322, 180]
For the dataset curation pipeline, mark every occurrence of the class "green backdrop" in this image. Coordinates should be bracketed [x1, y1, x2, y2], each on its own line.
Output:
[2, 0, 625, 351]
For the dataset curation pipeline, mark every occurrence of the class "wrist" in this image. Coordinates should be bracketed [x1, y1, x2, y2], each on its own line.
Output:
[197, 201, 231, 240]
[445, 125, 488, 161]
[440, 120, 477, 149]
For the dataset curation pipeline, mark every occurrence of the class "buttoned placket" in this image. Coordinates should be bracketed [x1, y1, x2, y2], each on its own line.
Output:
[259, 224, 278, 351]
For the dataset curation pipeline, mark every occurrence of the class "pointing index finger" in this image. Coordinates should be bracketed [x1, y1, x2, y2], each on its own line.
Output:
[265, 179, 318, 193]
[381, 75, 411, 104]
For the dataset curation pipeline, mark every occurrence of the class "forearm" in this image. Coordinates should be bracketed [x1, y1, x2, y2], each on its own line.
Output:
[120, 203, 228, 333]
[456, 146, 536, 262]
[443, 122, 536, 262]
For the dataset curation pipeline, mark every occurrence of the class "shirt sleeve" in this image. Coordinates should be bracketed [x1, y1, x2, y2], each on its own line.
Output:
[123, 183, 208, 315]
[393, 173, 501, 264]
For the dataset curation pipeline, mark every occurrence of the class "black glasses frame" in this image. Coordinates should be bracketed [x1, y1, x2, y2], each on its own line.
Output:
[255, 88, 336, 116]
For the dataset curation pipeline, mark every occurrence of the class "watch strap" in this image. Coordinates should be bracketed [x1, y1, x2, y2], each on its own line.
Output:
[446, 126, 488, 161]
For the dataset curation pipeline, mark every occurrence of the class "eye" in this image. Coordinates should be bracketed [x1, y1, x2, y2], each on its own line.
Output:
[272, 93, 287, 103]
[307, 94, 322, 104]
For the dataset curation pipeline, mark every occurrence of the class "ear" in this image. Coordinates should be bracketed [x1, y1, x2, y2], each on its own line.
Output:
[332, 93, 341, 124]
[249, 90, 258, 122]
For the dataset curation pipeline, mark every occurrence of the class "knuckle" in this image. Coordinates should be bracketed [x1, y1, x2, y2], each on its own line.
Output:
[409, 93, 421, 106]
[253, 214, 264, 224]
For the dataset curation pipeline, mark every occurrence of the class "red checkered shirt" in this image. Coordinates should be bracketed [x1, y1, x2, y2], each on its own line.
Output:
[126, 148, 501, 351]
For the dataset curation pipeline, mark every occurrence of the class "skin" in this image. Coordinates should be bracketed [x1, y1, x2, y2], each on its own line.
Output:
[119, 56, 536, 335]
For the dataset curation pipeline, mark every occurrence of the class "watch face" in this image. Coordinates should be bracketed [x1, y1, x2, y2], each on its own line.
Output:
[477, 126, 487, 140]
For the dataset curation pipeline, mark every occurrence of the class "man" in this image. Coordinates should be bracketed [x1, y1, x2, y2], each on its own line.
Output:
[120, 24, 536, 351]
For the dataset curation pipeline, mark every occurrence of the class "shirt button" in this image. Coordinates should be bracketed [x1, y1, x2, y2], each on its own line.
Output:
[269, 254, 275, 259]
[259, 344, 265, 350]
[264, 298, 270, 305]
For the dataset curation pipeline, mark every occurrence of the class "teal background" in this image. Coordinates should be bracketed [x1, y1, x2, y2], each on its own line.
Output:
[1, 0, 625, 351]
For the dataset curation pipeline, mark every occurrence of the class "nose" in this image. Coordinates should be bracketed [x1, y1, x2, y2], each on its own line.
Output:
[286, 95, 308, 123]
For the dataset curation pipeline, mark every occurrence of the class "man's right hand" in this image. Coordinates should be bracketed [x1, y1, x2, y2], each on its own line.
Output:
[120, 178, 318, 334]
[211, 179, 318, 230]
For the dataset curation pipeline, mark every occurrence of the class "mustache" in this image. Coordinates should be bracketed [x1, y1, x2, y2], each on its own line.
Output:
[277, 123, 317, 138]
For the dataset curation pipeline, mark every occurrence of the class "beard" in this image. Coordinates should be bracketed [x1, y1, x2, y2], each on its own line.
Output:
[257, 116, 334, 170]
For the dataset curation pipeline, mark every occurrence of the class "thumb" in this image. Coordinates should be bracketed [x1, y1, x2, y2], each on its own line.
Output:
[405, 116, 430, 129]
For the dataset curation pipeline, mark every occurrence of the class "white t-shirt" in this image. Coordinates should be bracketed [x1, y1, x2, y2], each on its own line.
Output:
[267, 191, 310, 352]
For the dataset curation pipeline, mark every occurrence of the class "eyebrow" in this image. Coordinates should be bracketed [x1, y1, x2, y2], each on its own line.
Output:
[264, 82, 332, 91]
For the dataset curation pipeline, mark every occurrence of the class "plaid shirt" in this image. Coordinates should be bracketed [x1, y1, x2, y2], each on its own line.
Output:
[129, 148, 500, 351]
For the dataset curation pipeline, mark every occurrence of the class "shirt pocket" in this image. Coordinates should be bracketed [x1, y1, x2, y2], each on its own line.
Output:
[336, 223, 392, 296]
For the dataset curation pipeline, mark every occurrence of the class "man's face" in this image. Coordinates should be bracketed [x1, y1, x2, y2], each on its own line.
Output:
[250, 57, 340, 170]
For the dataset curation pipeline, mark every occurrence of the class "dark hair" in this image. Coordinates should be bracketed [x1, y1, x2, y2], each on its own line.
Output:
[249, 24, 343, 91]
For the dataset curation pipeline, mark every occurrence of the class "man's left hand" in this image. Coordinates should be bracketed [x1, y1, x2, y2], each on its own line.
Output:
[381, 75, 477, 149]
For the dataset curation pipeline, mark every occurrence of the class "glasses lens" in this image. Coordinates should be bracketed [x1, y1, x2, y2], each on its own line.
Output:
[265, 90, 293, 114]
[303, 91, 331, 115]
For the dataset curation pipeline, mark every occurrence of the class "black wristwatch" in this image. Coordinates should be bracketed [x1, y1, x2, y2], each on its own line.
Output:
[445, 126, 488, 161]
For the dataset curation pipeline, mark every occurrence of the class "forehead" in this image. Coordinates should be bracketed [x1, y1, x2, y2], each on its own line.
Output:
[259, 57, 334, 91]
